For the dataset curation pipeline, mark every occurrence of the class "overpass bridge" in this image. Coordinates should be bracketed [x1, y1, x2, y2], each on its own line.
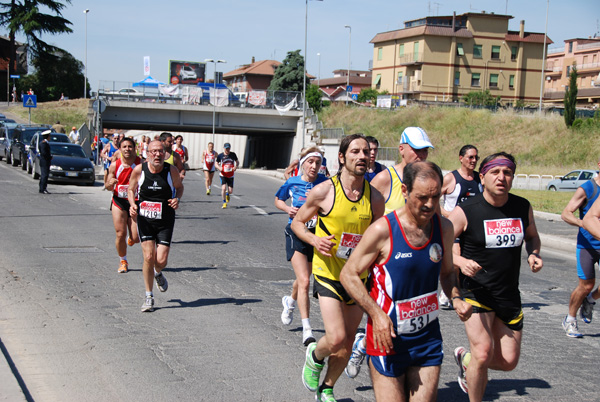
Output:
[89, 99, 311, 170]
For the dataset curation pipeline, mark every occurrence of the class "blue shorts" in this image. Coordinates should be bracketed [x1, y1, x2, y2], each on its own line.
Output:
[285, 224, 313, 262]
[368, 339, 443, 377]
[576, 248, 600, 280]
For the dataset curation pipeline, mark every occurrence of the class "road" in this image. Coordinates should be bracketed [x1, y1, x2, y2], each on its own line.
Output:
[0, 163, 598, 402]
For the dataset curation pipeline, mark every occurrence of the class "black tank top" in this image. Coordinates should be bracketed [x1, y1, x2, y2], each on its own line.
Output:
[458, 193, 530, 300]
[137, 162, 175, 220]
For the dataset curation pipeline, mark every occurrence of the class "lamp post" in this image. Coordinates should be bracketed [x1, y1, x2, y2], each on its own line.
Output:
[205, 59, 226, 144]
[84, 9, 89, 99]
[538, 0, 549, 114]
[302, 0, 322, 150]
[345, 25, 351, 105]
[317, 52, 321, 84]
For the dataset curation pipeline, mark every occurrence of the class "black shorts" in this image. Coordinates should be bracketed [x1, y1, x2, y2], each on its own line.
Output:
[313, 274, 365, 305]
[111, 196, 131, 216]
[285, 224, 313, 262]
[220, 176, 234, 187]
[137, 213, 175, 247]
[461, 287, 524, 331]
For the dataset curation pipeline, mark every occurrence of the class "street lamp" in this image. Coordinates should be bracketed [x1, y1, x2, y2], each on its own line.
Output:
[205, 59, 226, 144]
[84, 9, 89, 99]
[317, 52, 321, 84]
[302, 0, 322, 150]
[345, 25, 351, 105]
[538, 0, 549, 114]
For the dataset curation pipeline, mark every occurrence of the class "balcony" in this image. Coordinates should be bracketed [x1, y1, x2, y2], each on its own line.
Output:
[397, 52, 424, 66]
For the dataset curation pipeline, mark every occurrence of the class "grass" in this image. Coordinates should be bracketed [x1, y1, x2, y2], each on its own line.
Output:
[510, 189, 573, 215]
[7, 99, 89, 131]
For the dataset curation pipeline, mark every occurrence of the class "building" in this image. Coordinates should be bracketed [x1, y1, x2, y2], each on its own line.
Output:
[369, 12, 551, 105]
[223, 58, 281, 94]
[313, 69, 372, 103]
[0, 35, 28, 101]
[545, 37, 600, 108]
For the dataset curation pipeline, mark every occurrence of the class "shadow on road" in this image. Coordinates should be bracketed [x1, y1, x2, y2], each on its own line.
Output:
[165, 266, 217, 272]
[162, 297, 262, 309]
[172, 240, 233, 245]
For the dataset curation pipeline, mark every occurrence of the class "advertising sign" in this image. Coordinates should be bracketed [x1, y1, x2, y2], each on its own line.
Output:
[169, 60, 206, 85]
[144, 56, 150, 76]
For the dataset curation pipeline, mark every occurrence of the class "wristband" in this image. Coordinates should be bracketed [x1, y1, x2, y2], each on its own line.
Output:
[529, 252, 541, 259]
[452, 296, 464, 301]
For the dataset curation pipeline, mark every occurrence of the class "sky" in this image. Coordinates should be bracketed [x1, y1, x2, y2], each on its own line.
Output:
[2, 0, 598, 92]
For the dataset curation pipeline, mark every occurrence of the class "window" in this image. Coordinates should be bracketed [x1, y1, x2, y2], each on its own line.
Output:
[399, 44, 405, 57]
[414, 42, 420, 61]
[567, 65, 571, 76]
[489, 74, 499, 88]
[471, 73, 481, 87]
[473, 44, 482, 58]
[509, 75, 515, 89]
[454, 71, 460, 86]
[568, 42, 573, 53]
[491, 45, 501, 59]
[511, 46, 517, 61]
[375, 74, 382, 89]
[397, 72, 403, 85]
[457, 43, 464, 56]
[378, 47, 383, 61]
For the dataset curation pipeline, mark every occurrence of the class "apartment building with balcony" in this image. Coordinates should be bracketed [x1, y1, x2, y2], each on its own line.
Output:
[545, 37, 600, 108]
[369, 12, 551, 105]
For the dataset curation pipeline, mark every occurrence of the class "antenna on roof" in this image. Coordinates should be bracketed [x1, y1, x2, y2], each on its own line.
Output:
[433, 2, 441, 15]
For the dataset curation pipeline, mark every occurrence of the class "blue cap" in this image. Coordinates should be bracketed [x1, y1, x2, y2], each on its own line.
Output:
[224, 142, 231, 149]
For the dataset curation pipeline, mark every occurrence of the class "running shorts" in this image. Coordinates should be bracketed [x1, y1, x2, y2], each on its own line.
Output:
[461, 289, 524, 331]
[367, 339, 443, 377]
[112, 196, 131, 216]
[137, 214, 175, 246]
[285, 224, 314, 262]
[313, 274, 365, 305]
[576, 248, 600, 280]
[220, 176, 234, 187]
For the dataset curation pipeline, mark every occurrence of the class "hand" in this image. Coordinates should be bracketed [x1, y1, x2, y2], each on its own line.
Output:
[288, 206, 299, 219]
[459, 259, 482, 277]
[168, 198, 179, 210]
[528, 254, 543, 273]
[371, 310, 396, 353]
[129, 204, 138, 217]
[314, 235, 336, 257]
[452, 299, 473, 322]
[108, 178, 118, 186]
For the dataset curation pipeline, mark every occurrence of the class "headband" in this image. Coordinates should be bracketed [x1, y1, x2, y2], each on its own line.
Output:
[480, 158, 516, 176]
[299, 152, 323, 169]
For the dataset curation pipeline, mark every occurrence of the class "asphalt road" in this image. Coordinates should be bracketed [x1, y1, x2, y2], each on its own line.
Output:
[0, 163, 598, 402]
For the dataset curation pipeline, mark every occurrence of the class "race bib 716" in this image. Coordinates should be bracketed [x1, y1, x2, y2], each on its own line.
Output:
[483, 218, 524, 248]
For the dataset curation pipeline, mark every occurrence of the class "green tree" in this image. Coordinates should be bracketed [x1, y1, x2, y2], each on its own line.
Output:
[0, 0, 73, 93]
[357, 87, 380, 103]
[462, 89, 500, 107]
[564, 65, 578, 127]
[268, 50, 304, 92]
[20, 50, 84, 101]
[306, 83, 322, 112]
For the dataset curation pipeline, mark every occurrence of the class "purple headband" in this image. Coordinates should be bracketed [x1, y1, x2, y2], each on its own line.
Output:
[480, 158, 516, 176]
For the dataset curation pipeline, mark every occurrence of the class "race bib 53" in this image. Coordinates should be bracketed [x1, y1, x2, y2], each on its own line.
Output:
[395, 291, 439, 334]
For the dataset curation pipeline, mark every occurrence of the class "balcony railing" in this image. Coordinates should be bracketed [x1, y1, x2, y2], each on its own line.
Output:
[397, 52, 424, 64]
[576, 42, 600, 51]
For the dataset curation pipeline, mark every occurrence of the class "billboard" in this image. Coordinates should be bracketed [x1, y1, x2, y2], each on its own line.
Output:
[169, 60, 206, 85]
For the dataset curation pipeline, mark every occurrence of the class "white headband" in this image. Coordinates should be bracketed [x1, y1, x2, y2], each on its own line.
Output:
[299, 152, 323, 169]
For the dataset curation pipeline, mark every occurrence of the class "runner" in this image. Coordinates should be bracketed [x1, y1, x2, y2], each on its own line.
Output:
[128, 140, 184, 312]
[364, 136, 384, 183]
[216, 143, 239, 209]
[104, 137, 142, 273]
[341, 161, 472, 402]
[448, 152, 543, 400]
[439, 144, 482, 307]
[159, 132, 186, 180]
[172, 135, 189, 168]
[275, 146, 328, 346]
[291, 133, 384, 402]
[318, 146, 330, 177]
[202, 142, 218, 195]
[284, 148, 306, 180]
[370, 127, 433, 215]
[101, 133, 120, 186]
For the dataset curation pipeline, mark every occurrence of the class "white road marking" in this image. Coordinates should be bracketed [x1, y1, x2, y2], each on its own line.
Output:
[249, 205, 268, 216]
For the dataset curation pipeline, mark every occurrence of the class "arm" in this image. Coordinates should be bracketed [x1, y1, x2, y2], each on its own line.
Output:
[284, 159, 299, 180]
[215, 155, 222, 173]
[370, 185, 385, 221]
[183, 147, 189, 163]
[275, 197, 298, 219]
[104, 162, 118, 191]
[561, 187, 586, 228]
[100, 143, 110, 161]
[438, 217, 472, 322]
[448, 206, 483, 277]
[524, 205, 543, 273]
[583, 196, 600, 239]
[168, 165, 184, 210]
[340, 218, 395, 353]
[173, 152, 186, 179]
[291, 181, 336, 257]
[440, 173, 456, 218]
[369, 168, 391, 202]
[127, 164, 142, 217]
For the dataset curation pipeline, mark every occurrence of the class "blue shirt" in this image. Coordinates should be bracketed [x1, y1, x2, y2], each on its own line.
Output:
[365, 161, 384, 182]
[275, 174, 328, 224]
[578, 179, 600, 249]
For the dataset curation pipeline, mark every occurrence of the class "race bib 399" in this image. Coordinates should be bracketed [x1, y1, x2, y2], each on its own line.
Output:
[483, 218, 524, 248]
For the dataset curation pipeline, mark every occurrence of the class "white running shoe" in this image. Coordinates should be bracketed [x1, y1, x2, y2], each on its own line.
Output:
[345, 332, 366, 379]
[155, 272, 168, 292]
[454, 346, 469, 394]
[281, 296, 295, 325]
[562, 316, 583, 338]
[302, 328, 316, 346]
[141, 296, 154, 312]
[439, 290, 451, 309]
[580, 298, 595, 324]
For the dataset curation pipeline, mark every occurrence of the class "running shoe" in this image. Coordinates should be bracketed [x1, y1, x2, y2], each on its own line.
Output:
[281, 295, 295, 325]
[226, 194, 230, 203]
[345, 332, 366, 379]
[141, 296, 154, 312]
[439, 290, 451, 309]
[118, 260, 128, 273]
[206, 189, 211, 195]
[155, 272, 168, 292]
[302, 342, 323, 392]
[222, 203, 227, 209]
[302, 329, 316, 346]
[562, 316, 583, 338]
[316, 387, 336, 402]
[454, 346, 469, 394]
[580, 298, 595, 324]
[127, 236, 135, 247]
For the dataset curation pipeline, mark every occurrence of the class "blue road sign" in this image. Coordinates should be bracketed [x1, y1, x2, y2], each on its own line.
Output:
[9, 75, 20, 79]
[23, 95, 37, 108]
[351, 94, 358, 101]
[346, 85, 353, 93]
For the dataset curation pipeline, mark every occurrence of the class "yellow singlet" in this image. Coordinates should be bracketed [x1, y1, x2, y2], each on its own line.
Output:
[165, 152, 174, 165]
[312, 175, 373, 281]
[384, 166, 405, 215]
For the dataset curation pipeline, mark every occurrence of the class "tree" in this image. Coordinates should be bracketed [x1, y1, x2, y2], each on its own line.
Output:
[357, 87, 380, 103]
[306, 83, 322, 112]
[268, 50, 304, 92]
[564, 65, 578, 127]
[462, 89, 500, 107]
[20, 50, 85, 101]
[0, 0, 73, 91]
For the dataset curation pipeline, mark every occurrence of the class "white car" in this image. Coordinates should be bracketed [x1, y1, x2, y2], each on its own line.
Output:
[180, 65, 197, 81]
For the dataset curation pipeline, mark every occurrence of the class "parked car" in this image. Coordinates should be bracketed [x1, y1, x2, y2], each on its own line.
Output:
[547, 169, 599, 191]
[30, 142, 95, 186]
[0, 122, 18, 162]
[27, 132, 70, 174]
[10, 125, 52, 170]
[98, 88, 143, 100]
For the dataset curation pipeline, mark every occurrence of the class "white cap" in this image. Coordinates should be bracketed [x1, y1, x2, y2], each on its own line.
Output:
[400, 127, 434, 149]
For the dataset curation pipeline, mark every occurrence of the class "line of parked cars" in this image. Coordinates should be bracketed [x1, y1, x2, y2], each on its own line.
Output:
[0, 120, 95, 186]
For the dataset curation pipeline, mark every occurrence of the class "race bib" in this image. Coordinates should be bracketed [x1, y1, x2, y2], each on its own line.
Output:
[483, 218, 524, 249]
[140, 201, 162, 219]
[306, 214, 318, 229]
[223, 163, 233, 173]
[206, 154, 215, 163]
[395, 291, 439, 334]
[117, 184, 129, 198]
[336, 232, 362, 259]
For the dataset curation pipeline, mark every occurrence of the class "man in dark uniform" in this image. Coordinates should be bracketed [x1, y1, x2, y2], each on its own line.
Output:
[39, 130, 52, 194]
